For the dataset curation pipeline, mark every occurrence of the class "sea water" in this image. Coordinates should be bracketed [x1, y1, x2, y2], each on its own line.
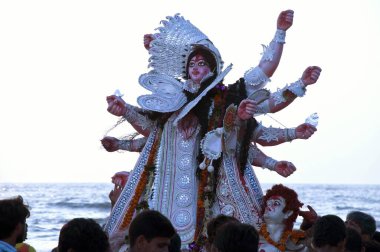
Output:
[1, 183, 379, 252]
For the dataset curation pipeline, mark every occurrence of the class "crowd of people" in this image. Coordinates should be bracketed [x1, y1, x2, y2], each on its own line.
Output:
[1, 8, 379, 252]
[1, 185, 380, 252]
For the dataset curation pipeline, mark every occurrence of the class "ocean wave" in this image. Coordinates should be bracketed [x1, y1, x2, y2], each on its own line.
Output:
[335, 206, 371, 212]
[49, 201, 111, 210]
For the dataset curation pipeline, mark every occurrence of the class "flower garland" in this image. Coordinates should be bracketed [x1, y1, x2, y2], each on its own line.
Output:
[119, 129, 162, 230]
[192, 86, 227, 251]
[193, 169, 208, 249]
[259, 223, 291, 252]
[289, 229, 306, 244]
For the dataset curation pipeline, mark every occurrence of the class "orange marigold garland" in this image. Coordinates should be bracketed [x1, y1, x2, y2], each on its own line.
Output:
[193, 169, 208, 244]
[259, 223, 292, 252]
[192, 87, 227, 250]
[119, 128, 162, 230]
[259, 224, 305, 251]
[289, 229, 306, 244]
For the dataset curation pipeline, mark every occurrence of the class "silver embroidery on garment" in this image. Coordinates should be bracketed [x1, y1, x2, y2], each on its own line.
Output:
[221, 155, 257, 224]
[274, 29, 286, 43]
[255, 100, 270, 114]
[287, 79, 306, 97]
[176, 193, 192, 207]
[178, 138, 191, 151]
[216, 171, 238, 219]
[105, 128, 158, 235]
[272, 88, 287, 106]
[243, 165, 264, 229]
[263, 156, 277, 171]
[215, 155, 263, 228]
[244, 165, 264, 208]
[271, 79, 307, 107]
[286, 128, 297, 141]
[221, 204, 235, 216]
[151, 114, 199, 245]
[176, 174, 192, 189]
[258, 29, 286, 62]
[118, 140, 132, 151]
[247, 144, 260, 164]
[150, 132, 164, 210]
[179, 154, 192, 170]
[261, 43, 275, 62]
[118, 137, 147, 152]
[244, 66, 270, 94]
[124, 104, 154, 130]
[252, 123, 264, 141]
[174, 210, 191, 227]
[220, 182, 229, 197]
[257, 126, 285, 143]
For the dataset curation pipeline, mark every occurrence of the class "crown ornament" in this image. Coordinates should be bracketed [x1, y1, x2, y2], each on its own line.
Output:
[148, 14, 224, 79]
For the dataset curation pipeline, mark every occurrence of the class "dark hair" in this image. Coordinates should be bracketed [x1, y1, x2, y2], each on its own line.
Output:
[0, 195, 30, 239]
[225, 78, 257, 172]
[168, 232, 181, 252]
[129, 210, 175, 247]
[212, 222, 259, 252]
[58, 218, 110, 252]
[346, 211, 376, 238]
[206, 214, 239, 244]
[312, 214, 346, 248]
[363, 240, 380, 252]
[345, 227, 362, 252]
[263, 184, 303, 230]
[373, 231, 380, 243]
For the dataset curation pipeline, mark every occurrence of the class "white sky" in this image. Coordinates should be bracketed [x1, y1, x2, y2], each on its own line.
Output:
[1, 1, 379, 184]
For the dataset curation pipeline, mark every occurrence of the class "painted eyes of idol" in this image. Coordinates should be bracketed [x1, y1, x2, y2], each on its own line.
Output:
[273, 200, 281, 206]
[268, 199, 282, 207]
[189, 60, 209, 68]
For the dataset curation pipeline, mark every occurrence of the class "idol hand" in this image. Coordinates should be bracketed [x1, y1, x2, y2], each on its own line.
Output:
[295, 123, 317, 139]
[274, 161, 296, 177]
[301, 66, 322, 86]
[106, 95, 127, 116]
[237, 99, 258, 120]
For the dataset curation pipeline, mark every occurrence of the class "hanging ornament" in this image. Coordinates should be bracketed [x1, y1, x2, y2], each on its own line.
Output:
[199, 128, 223, 173]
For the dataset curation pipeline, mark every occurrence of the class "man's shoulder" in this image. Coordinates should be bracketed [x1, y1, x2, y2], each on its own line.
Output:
[0, 241, 16, 252]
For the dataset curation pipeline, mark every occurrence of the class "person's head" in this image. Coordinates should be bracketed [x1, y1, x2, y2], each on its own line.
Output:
[363, 240, 380, 252]
[0, 196, 30, 246]
[211, 222, 259, 252]
[58, 218, 109, 252]
[373, 231, 380, 243]
[262, 184, 303, 230]
[205, 215, 239, 252]
[168, 233, 181, 252]
[312, 214, 346, 251]
[345, 227, 363, 252]
[346, 211, 376, 242]
[128, 210, 175, 252]
[186, 47, 217, 85]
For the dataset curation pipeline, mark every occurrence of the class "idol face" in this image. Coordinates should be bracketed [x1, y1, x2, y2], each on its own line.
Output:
[263, 196, 288, 224]
[188, 54, 211, 85]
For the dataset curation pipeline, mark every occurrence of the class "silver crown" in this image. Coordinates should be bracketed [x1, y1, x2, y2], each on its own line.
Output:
[148, 14, 223, 79]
